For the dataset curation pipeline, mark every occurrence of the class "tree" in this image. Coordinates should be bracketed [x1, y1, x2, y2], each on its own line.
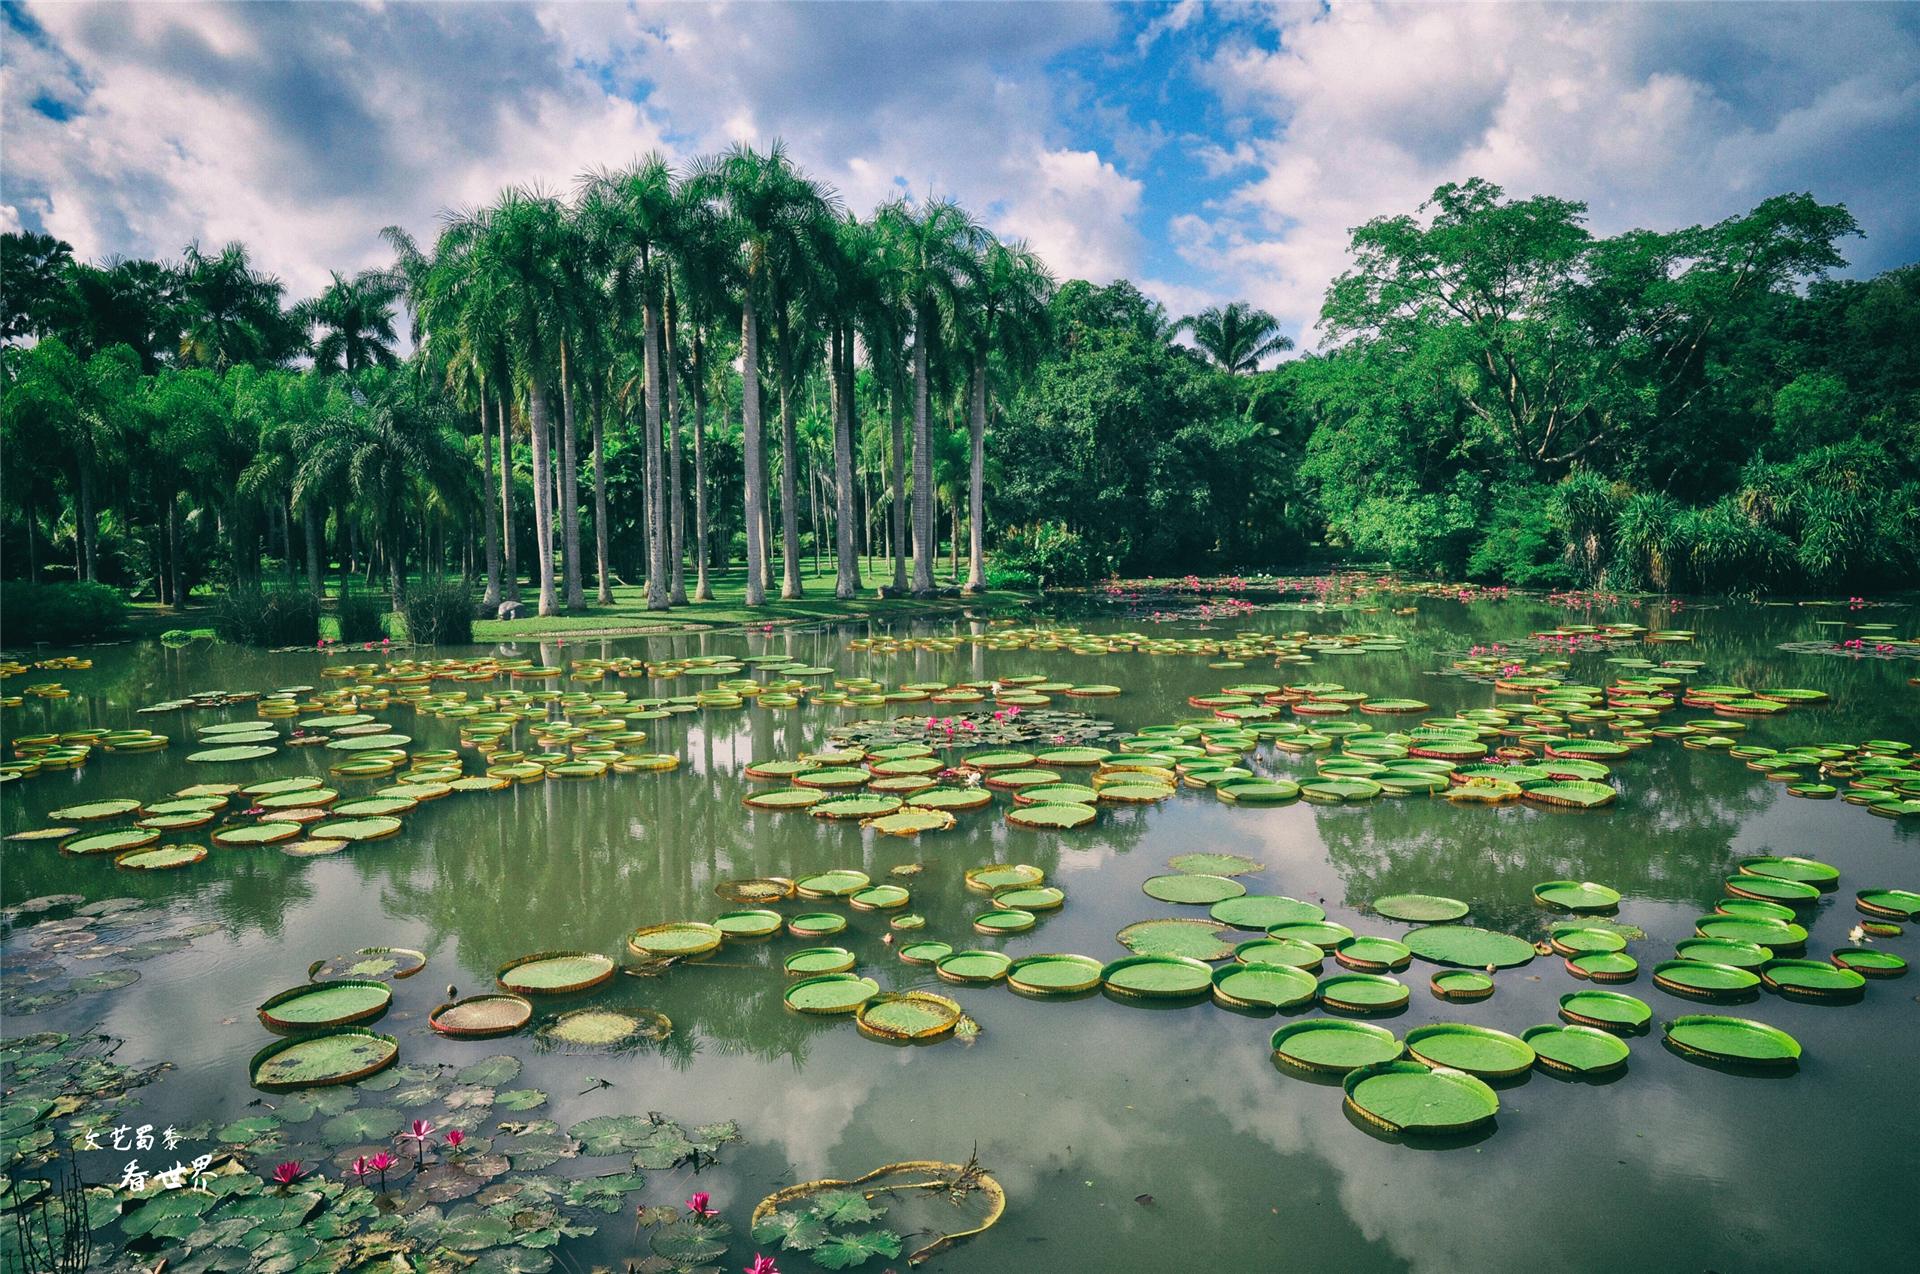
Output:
[298, 269, 403, 373]
[1177, 301, 1291, 374]
[961, 237, 1053, 590]
[176, 241, 297, 369]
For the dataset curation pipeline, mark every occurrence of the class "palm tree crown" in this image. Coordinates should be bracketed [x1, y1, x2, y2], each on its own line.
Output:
[1177, 300, 1292, 373]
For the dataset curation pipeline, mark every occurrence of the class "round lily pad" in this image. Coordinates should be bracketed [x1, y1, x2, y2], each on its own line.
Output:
[898, 940, 954, 966]
[187, 745, 279, 763]
[784, 947, 856, 976]
[1830, 947, 1905, 977]
[1664, 1015, 1801, 1066]
[1430, 970, 1495, 1002]
[115, 844, 208, 871]
[1405, 925, 1536, 969]
[1759, 958, 1866, 999]
[849, 884, 911, 911]
[309, 947, 426, 982]
[627, 924, 724, 959]
[1234, 937, 1325, 970]
[1334, 936, 1413, 972]
[1522, 781, 1617, 809]
[795, 869, 871, 899]
[866, 809, 956, 837]
[1168, 852, 1263, 876]
[1117, 918, 1237, 961]
[1212, 962, 1317, 1009]
[1373, 894, 1469, 923]
[251, 1028, 398, 1090]
[1143, 873, 1246, 905]
[1567, 951, 1639, 982]
[1559, 990, 1652, 1031]
[1738, 855, 1839, 889]
[1318, 973, 1409, 1012]
[965, 864, 1044, 892]
[973, 908, 1036, 935]
[62, 828, 161, 856]
[716, 877, 797, 904]
[1533, 880, 1623, 912]
[934, 950, 1012, 984]
[1406, 1023, 1535, 1077]
[497, 951, 616, 993]
[1102, 955, 1213, 998]
[1653, 960, 1761, 998]
[784, 974, 879, 1014]
[48, 799, 141, 822]
[1214, 780, 1301, 804]
[542, 1008, 667, 1048]
[430, 994, 532, 1037]
[1210, 895, 1324, 931]
[309, 817, 403, 843]
[1522, 1024, 1630, 1075]
[714, 909, 784, 939]
[1725, 874, 1820, 904]
[787, 912, 847, 938]
[1267, 920, 1355, 951]
[1550, 926, 1628, 957]
[994, 885, 1065, 911]
[811, 795, 902, 820]
[1695, 915, 1807, 950]
[1674, 938, 1771, 969]
[907, 787, 994, 812]
[259, 980, 392, 1030]
[856, 991, 963, 1041]
[744, 787, 825, 811]
[1344, 1060, 1498, 1134]
[1007, 953, 1104, 996]
[1271, 1019, 1403, 1073]
[212, 822, 303, 847]
[1006, 802, 1097, 829]
[1855, 888, 1920, 920]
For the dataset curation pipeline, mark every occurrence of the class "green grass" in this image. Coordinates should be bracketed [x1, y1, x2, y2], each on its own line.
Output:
[472, 558, 1028, 640]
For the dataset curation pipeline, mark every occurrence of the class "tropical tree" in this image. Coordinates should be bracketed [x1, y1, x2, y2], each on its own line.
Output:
[961, 237, 1053, 590]
[299, 269, 404, 373]
[1177, 300, 1291, 374]
[176, 241, 296, 369]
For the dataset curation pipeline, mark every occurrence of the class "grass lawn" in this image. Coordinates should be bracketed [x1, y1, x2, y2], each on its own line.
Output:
[472, 558, 1030, 639]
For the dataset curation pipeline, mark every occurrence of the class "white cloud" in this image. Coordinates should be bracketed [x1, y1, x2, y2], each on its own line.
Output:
[1186, 0, 1920, 347]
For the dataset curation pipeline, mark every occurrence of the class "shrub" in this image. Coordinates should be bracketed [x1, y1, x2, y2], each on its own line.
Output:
[990, 522, 1097, 588]
[211, 586, 320, 647]
[335, 588, 387, 644]
[0, 581, 129, 648]
[399, 578, 473, 646]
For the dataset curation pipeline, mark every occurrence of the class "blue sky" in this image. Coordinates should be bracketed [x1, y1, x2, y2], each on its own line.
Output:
[5, 1, 1917, 349]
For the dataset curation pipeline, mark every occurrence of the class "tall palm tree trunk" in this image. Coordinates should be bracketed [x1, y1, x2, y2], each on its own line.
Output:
[778, 365, 803, 599]
[592, 387, 612, 605]
[692, 329, 714, 601]
[498, 394, 519, 603]
[965, 355, 987, 592]
[559, 342, 585, 610]
[889, 378, 907, 591]
[78, 463, 99, 583]
[665, 299, 688, 606]
[304, 503, 323, 601]
[480, 395, 502, 608]
[910, 333, 935, 595]
[831, 325, 859, 598]
[527, 382, 558, 616]
[643, 298, 670, 611]
[740, 296, 768, 607]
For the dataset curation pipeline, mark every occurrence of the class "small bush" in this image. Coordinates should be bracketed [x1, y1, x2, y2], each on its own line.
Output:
[399, 578, 474, 646]
[0, 581, 129, 648]
[990, 522, 1097, 588]
[211, 586, 320, 647]
[335, 588, 387, 643]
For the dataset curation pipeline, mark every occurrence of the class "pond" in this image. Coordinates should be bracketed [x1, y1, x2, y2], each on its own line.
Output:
[3, 586, 1916, 1273]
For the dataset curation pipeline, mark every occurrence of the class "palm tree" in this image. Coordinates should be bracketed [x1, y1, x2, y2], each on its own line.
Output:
[686, 142, 834, 607]
[444, 189, 571, 615]
[961, 237, 1053, 591]
[299, 270, 403, 373]
[671, 183, 734, 602]
[177, 241, 296, 369]
[876, 198, 983, 595]
[1176, 301, 1292, 374]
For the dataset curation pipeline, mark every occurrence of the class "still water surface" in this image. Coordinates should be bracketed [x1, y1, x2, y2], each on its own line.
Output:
[3, 593, 1915, 1272]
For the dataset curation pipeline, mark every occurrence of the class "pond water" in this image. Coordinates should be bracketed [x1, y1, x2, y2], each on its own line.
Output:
[3, 589, 1916, 1273]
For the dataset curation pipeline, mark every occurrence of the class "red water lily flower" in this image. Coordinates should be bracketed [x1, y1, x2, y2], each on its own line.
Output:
[271, 1161, 305, 1189]
[744, 1257, 779, 1274]
[686, 1191, 717, 1220]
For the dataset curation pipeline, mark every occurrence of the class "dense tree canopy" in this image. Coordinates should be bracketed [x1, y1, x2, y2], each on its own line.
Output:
[3, 168, 1914, 626]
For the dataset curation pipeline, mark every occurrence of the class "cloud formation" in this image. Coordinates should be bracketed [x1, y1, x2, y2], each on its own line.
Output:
[4, 0, 1915, 348]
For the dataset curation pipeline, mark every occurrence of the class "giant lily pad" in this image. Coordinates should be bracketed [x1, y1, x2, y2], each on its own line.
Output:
[1317, 972, 1409, 1012]
[1533, 880, 1623, 912]
[1271, 1019, 1402, 1073]
[1142, 873, 1246, 905]
[251, 1028, 398, 1089]
[933, 950, 1012, 984]
[1559, 990, 1652, 1031]
[1212, 962, 1317, 1009]
[1102, 955, 1213, 998]
[1344, 1060, 1498, 1134]
[1855, 888, 1920, 920]
[1405, 1023, 1535, 1078]
[430, 994, 533, 1037]
[784, 973, 880, 1014]
[1652, 960, 1761, 998]
[857, 991, 963, 1041]
[1007, 953, 1104, 996]
[1168, 852, 1263, 876]
[1209, 895, 1324, 930]
[259, 980, 392, 1030]
[1372, 894, 1469, 923]
[1116, 918, 1236, 961]
[497, 951, 616, 993]
[1522, 1024, 1630, 1075]
[627, 923, 723, 959]
[1404, 925, 1535, 969]
[1759, 958, 1866, 999]
[1664, 1015, 1801, 1066]
[309, 946, 427, 982]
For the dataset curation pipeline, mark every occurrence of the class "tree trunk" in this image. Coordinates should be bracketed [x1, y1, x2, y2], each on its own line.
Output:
[78, 462, 99, 582]
[741, 295, 767, 607]
[831, 324, 860, 598]
[527, 382, 558, 616]
[910, 331, 935, 595]
[643, 297, 670, 611]
[778, 367, 803, 599]
[25, 496, 40, 586]
[304, 503, 322, 600]
[965, 355, 987, 592]
[167, 498, 181, 606]
[666, 299, 688, 606]
[692, 328, 713, 601]
[559, 341, 585, 611]
[480, 395, 502, 608]
[499, 394, 519, 603]
[592, 387, 612, 605]
[889, 376, 908, 590]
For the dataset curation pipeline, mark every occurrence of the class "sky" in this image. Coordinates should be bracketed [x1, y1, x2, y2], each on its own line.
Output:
[4, 0, 1918, 351]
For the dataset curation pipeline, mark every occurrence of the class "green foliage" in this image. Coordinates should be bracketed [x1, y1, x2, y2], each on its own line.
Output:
[398, 578, 474, 646]
[990, 522, 1098, 587]
[0, 581, 128, 647]
[334, 588, 387, 643]
[211, 585, 320, 646]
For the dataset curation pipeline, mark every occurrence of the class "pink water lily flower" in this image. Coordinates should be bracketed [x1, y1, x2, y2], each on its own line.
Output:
[271, 1161, 305, 1189]
[687, 1190, 717, 1220]
[398, 1118, 437, 1164]
[745, 1257, 780, 1274]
